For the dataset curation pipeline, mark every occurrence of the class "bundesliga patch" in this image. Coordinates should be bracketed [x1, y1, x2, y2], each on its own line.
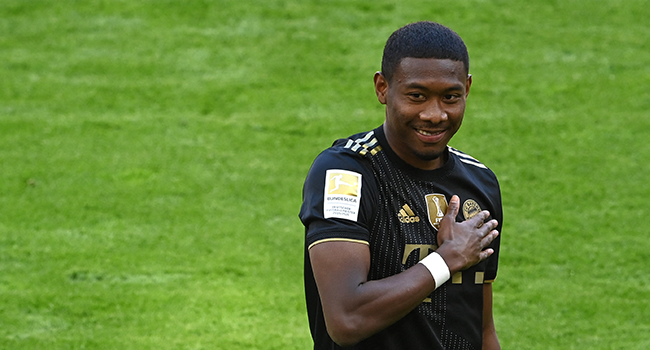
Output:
[323, 169, 362, 221]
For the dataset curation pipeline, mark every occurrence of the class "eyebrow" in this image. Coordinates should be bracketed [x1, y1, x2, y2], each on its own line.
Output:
[404, 82, 465, 92]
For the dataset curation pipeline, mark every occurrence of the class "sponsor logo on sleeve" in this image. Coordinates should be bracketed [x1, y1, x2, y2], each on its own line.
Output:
[323, 169, 362, 221]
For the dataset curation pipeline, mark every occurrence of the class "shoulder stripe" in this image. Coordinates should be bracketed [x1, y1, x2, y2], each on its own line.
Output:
[344, 131, 382, 156]
[458, 158, 487, 169]
[449, 147, 488, 169]
[449, 147, 479, 161]
[308, 238, 369, 250]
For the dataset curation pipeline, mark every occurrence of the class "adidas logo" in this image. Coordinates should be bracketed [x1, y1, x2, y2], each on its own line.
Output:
[398, 204, 420, 223]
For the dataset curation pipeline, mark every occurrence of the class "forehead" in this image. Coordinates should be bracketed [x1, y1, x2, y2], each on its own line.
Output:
[392, 57, 467, 88]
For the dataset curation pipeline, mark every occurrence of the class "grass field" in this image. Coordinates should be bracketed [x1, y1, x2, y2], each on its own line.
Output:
[1, 0, 649, 349]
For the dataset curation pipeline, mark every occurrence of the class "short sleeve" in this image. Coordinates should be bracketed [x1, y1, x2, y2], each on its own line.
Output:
[483, 176, 502, 283]
[299, 147, 378, 249]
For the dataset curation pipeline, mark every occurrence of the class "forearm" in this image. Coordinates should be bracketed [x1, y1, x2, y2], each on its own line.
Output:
[310, 240, 441, 346]
[322, 263, 436, 346]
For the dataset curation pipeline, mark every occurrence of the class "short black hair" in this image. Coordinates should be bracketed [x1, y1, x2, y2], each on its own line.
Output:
[381, 21, 469, 83]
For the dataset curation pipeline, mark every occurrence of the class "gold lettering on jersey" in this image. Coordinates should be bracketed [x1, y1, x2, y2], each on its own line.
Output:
[404, 243, 487, 304]
[402, 244, 437, 265]
[462, 199, 482, 220]
[475, 272, 485, 284]
[451, 271, 485, 284]
[452, 272, 462, 284]
[403, 244, 438, 304]
[398, 204, 420, 223]
[425, 194, 448, 230]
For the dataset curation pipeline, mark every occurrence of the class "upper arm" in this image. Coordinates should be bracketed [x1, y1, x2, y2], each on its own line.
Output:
[482, 283, 501, 349]
[308, 240, 374, 346]
[308, 240, 437, 346]
[309, 240, 371, 329]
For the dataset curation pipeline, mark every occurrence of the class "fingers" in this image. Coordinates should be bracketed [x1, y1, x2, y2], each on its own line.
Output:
[482, 219, 498, 232]
[479, 248, 494, 261]
[477, 221, 499, 264]
[481, 229, 499, 248]
[467, 209, 491, 227]
[479, 221, 499, 263]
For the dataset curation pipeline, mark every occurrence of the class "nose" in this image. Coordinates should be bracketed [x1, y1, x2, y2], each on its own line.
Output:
[419, 101, 448, 123]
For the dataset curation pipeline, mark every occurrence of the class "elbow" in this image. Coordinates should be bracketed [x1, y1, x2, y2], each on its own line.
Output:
[326, 316, 369, 347]
[329, 328, 363, 347]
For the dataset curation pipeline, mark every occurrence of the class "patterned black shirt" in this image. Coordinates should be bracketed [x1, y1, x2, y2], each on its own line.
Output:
[300, 126, 503, 350]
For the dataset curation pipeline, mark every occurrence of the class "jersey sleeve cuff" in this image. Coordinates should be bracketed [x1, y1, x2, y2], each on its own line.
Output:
[308, 238, 369, 250]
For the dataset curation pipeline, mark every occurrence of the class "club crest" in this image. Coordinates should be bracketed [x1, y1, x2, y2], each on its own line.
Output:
[463, 199, 482, 220]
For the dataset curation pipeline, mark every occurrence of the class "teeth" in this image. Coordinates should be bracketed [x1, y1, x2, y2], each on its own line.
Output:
[417, 129, 439, 136]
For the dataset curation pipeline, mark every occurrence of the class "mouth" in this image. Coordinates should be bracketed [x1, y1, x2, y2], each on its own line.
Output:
[416, 129, 443, 136]
[415, 128, 446, 143]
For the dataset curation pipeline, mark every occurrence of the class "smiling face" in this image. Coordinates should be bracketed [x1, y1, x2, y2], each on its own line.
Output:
[375, 57, 472, 170]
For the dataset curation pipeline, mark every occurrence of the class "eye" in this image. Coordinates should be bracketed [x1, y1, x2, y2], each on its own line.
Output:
[443, 94, 461, 103]
[407, 92, 426, 101]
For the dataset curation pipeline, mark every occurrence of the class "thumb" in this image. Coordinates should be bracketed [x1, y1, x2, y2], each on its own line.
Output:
[437, 195, 459, 246]
[444, 195, 460, 220]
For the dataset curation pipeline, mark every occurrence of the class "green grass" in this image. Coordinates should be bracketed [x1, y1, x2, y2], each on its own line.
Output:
[1, 0, 649, 349]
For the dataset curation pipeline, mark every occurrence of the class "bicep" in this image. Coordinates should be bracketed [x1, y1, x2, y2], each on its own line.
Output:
[308, 240, 374, 345]
[309, 239, 437, 346]
[309, 240, 372, 314]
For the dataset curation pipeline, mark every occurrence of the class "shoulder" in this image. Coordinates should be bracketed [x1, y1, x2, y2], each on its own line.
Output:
[307, 130, 380, 177]
[449, 147, 488, 169]
[302, 131, 382, 206]
[449, 147, 498, 179]
[447, 146, 501, 202]
[300, 131, 381, 244]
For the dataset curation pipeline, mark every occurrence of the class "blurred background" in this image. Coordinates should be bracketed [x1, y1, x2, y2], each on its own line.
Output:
[1, 0, 648, 348]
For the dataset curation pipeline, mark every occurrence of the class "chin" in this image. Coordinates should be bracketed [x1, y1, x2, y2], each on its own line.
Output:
[414, 150, 444, 162]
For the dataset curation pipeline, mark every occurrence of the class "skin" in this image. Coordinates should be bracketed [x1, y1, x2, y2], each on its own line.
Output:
[309, 57, 501, 348]
[376, 57, 471, 170]
[483, 283, 501, 349]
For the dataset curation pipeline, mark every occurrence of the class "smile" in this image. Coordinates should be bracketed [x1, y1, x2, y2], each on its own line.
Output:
[415, 128, 446, 143]
[416, 129, 443, 136]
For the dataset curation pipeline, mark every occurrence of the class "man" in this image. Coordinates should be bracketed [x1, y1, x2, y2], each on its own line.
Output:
[300, 21, 503, 349]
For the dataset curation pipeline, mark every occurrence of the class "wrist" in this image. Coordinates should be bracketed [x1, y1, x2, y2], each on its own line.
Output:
[418, 252, 450, 289]
[433, 246, 465, 275]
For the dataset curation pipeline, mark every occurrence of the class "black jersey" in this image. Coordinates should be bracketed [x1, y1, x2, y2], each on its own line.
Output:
[300, 126, 502, 350]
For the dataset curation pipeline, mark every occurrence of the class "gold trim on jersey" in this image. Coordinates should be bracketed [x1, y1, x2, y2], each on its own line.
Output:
[344, 131, 383, 156]
[308, 238, 369, 250]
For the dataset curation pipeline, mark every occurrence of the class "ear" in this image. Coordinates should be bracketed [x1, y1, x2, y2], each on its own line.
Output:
[465, 74, 472, 96]
[374, 71, 388, 105]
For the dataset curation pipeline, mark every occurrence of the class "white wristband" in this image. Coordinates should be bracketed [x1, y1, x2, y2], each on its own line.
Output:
[419, 252, 450, 289]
